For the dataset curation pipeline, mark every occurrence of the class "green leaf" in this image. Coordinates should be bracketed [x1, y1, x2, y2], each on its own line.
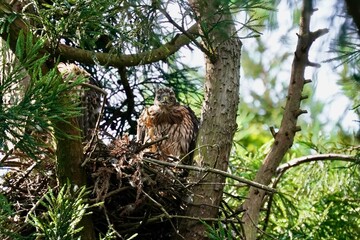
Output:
[15, 30, 25, 61]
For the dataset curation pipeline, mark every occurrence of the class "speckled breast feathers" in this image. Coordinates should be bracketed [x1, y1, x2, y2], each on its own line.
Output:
[137, 87, 198, 159]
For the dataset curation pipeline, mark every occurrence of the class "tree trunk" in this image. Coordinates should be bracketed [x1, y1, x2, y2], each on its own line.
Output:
[54, 119, 87, 186]
[54, 117, 96, 240]
[178, 0, 242, 239]
[0, 2, 96, 239]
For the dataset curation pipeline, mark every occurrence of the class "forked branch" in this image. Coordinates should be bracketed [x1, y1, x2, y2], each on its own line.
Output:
[241, 1, 329, 239]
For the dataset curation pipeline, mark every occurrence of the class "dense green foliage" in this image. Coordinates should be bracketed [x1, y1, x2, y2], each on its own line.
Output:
[0, 0, 359, 239]
[222, 0, 360, 238]
[27, 184, 93, 240]
[0, 194, 22, 239]
[0, 31, 83, 157]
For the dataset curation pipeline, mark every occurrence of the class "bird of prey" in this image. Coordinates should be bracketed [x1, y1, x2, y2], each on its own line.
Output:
[137, 87, 199, 162]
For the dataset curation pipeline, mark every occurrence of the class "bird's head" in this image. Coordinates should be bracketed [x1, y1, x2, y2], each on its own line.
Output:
[154, 87, 177, 108]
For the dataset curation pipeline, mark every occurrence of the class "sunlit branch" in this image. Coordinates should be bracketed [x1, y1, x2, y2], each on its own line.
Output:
[242, 0, 329, 238]
[143, 157, 276, 193]
[276, 153, 359, 175]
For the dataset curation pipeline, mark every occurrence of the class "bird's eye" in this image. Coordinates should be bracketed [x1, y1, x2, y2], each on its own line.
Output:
[156, 96, 161, 100]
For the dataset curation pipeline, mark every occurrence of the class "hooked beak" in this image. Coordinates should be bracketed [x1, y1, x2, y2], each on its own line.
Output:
[162, 96, 169, 103]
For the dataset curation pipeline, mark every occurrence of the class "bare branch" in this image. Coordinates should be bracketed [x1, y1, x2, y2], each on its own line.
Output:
[136, 135, 169, 153]
[242, 1, 329, 239]
[276, 153, 359, 175]
[143, 157, 276, 193]
[260, 153, 359, 234]
[158, 7, 213, 58]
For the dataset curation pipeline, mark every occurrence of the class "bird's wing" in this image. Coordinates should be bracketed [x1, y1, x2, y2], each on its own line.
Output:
[184, 105, 199, 138]
[136, 107, 148, 143]
[182, 105, 199, 164]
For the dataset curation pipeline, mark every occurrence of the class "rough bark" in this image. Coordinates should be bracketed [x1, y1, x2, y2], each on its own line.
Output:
[0, 1, 198, 68]
[55, 118, 96, 240]
[0, 2, 96, 239]
[178, 0, 242, 239]
[55, 24, 198, 67]
[54, 119, 86, 186]
[241, 1, 328, 239]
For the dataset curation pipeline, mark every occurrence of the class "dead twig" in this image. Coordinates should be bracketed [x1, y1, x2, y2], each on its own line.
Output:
[143, 157, 276, 193]
[276, 153, 359, 174]
[135, 135, 169, 153]
[13, 162, 37, 189]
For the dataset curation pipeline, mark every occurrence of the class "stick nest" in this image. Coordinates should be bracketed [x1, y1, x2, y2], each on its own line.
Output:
[1, 135, 192, 239]
[88, 135, 191, 239]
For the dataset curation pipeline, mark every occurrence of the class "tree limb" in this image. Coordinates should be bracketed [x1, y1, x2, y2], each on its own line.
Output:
[0, 2, 199, 68]
[143, 158, 275, 193]
[276, 153, 359, 175]
[241, 1, 329, 239]
[158, 7, 212, 58]
[262, 153, 358, 233]
[55, 24, 198, 67]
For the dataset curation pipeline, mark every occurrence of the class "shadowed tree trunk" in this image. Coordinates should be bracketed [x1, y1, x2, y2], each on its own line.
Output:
[55, 117, 96, 240]
[178, 0, 242, 239]
[0, 2, 96, 239]
[344, 0, 360, 37]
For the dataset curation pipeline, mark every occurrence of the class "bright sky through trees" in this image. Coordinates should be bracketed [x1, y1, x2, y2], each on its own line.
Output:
[177, 0, 358, 135]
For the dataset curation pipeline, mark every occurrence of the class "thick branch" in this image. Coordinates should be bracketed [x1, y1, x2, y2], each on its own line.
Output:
[0, 2, 198, 68]
[241, 1, 328, 239]
[55, 24, 198, 67]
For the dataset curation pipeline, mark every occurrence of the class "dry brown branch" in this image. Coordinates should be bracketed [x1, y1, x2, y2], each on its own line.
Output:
[102, 186, 131, 200]
[158, 7, 212, 58]
[241, 1, 329, 239]
[221, 200, 244, 237]
[142, 190, 183, 239]
[121, 213, 241, 226]
[136, 135, 169, 153]
[13, 162, 37, 189]
[0, 148, 14, 164]
[143, 157, 275, 192]
[276, 153, 359, 175]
